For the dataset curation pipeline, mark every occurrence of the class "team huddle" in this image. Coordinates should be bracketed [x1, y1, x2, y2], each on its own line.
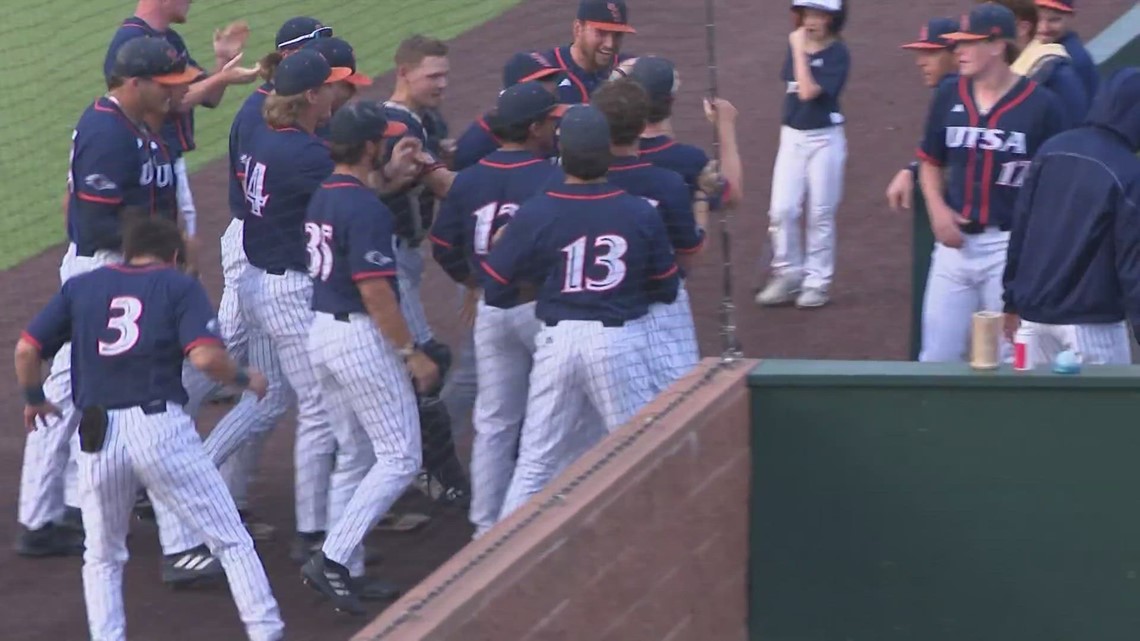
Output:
[12, 0, 747, 638]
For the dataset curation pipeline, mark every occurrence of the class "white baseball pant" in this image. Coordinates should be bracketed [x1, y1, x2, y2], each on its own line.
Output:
[919, 230, 1010, 363]
[1020, 319, 1132, 365]
[309, 312, 421, 577]
[241, 268, 336, 535]
[18, 245, 119, 531]
[644, 281, 699, 393]
[173, 157, 197, 236]
[79, 402, 282, 641]
[395, 240, 434, 345]
[497, 319, 655, 523]
[767, 125, 847, 291]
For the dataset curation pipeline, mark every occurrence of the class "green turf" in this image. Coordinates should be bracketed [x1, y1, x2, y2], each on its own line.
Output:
[0, 0, 519, 270]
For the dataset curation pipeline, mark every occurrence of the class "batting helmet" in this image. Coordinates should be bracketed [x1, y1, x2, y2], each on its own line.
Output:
[791, 0, 847, 34]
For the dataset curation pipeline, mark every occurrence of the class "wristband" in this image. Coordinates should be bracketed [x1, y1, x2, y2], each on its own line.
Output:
[23, 386, 46, 406]
[233, 368, 251, 389]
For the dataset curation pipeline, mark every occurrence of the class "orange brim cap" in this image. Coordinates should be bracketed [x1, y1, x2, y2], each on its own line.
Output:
[385, 121, 408, 137]
[344, 71, 373, 86]
[521, 67, 561, 83]
[943, 32, 991, 41]
[1035, 0, 1074, 12]
[549, 104, 569, 117]
[585, 20, 636, 33]
[326, 66, 354, 84]
[900, 41, 950, 50]
[152, 67, 203, 85]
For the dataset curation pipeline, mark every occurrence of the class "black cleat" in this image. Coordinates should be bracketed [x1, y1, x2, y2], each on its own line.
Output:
[162, 544, 225, 589]
[301, 552, 364, 615]
[14, 523, 84, 558]
[289, 531, 325, 565]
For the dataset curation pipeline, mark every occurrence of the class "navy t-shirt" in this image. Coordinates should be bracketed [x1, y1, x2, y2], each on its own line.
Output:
[104, 17, 205, 157]
[479, 181, 680, 325]
[917, 76, 1067, 231]
[228, 83, 272, 219]
[541, 45, 635, 105]
[780, 41, 850, 131]
[23, 264, 222, 409]
[381, 103, 448, 242]
[67, 97, 177, 256]
[241, 125, 334, 272]
[306, 174, 399, 315]
[604, 156, 705, 268]
[429, 149, 562, 306]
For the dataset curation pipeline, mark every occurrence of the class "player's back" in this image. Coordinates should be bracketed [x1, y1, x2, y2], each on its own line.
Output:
[454, 150, 559, 263]
[604, 157, 704, 257]
[242, 124, 333, 272]
[228, 84, 272, 218]
[638, 135, 707, 190]
[524, 184, 677, 324]
[65, 264, 207, 409]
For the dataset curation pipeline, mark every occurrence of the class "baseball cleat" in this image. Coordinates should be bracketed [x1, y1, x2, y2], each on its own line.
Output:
[289, 531, 325, 565]
[14, 523, 84, 558]
[59, 506, 85, 534]
[351, 576, 402, 602]
[162, 544, 226, 588]
[795, 288, 830, 309]
[755, 276, 801, 306]
[301, 552, 365, 615]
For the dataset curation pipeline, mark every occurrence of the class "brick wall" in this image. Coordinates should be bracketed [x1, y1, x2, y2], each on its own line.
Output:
[351, 357, 756, 641]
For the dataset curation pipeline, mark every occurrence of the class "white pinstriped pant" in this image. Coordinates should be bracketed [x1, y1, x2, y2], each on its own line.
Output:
[309, 312, 421, 577]
[18, 245, 119, 531]
[497, 319, 655, 523]
[644, 281, 699, 394]
[1020, 319, 1132, 365]
[79, 402, 282, 641]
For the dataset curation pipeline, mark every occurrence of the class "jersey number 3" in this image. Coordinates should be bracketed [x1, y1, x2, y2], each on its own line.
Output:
[561, 235, 628, 293]
[99, 296, 143, 356]
[305, 222, 334, 281]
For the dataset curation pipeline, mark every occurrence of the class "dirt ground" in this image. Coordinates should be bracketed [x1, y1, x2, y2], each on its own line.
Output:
[0, 1, 1131, 639]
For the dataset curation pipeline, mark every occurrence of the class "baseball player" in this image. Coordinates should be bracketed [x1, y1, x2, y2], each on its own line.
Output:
[985, 0, 1088, 125]
[620, 55, 743, 212]
[428, 82, 565, 538]
[540, 0, 637, 105]
[1002, 68, 1140, 364]
[483, 105, 680, 523]
[452, 51, 564, 171]
[886, 18, 960, 212]
[591, 78, 705, 390]
[382, 35, 473, 508]
[16, 217, 284, 641]
[105, 0, 260, 273]
[1034, 0, 1098, 97]
[756, 0, 850, 310]
[15, 36, 190, 559]
[916, 2, 1067, 362]
[300, 102, 439, 613]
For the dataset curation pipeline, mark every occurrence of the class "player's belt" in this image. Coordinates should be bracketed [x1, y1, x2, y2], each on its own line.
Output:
[544, 318, 626, 328]
[334, 313, 350, 323]
[264, 267, 287, 275]
[958, 221, 1011, 235]
[102, 399, 168, 414]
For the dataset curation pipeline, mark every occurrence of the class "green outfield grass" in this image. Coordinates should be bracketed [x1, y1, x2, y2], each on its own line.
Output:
[0, 0, 519, 270]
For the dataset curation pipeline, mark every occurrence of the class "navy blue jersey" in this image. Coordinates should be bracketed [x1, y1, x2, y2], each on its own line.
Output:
[453, 112, 502, 171]
[429, 149, 562, 304]
[381, 102, 447, 242]
[66, 97, 177, 256]
[605, 156, 705, 265]
[638, 134, 728, 209]
[1059, 31, 1099, 99]
[306, 174, 399, 315]
[542, 46, 635, 104]
[479, 182, 680, 325]
[23, 264, 221, 409]
[917, 76, 1067, 231]
[780, 41, 850, 131]
[241, 125, 334, 273]
[104, 17, 204, 157]
[227, 84, 272, 219]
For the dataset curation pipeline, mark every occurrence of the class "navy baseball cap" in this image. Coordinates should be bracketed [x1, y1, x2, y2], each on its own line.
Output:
[901, 17, 959, 50]
[626, 56, 678, 102]
[495, 81, 568, 127]
[304, 37, 372, 86]
[577, 0, 636, 33]
[273, 49, 352, 96]
[111, 36, 200, 85]
[502, 51, 561, 88]
[328, 101, 408, 145]
[558, 104, 611, 155]
[276, 17, 332, 50]
[1036, 0, 1075, 13]
[945, 3, 1017, 42]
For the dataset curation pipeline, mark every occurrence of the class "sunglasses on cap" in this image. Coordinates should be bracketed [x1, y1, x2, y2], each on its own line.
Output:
[277, 26, 333, 50]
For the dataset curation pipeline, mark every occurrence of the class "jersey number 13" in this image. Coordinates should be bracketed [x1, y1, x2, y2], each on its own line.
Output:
[561, 235, 628, 293]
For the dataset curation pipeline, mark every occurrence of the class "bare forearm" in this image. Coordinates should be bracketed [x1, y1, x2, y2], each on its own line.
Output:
[188, 343, 244, 385]
[919, 162, 949, 216]
[792, 49, 822, 100]
[180, 66, 229, 110]
[14, 341, 43, 390]
[423, 168, 455, 199]
[361, 280, 415, 348]
[716, 122, 743, 205]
